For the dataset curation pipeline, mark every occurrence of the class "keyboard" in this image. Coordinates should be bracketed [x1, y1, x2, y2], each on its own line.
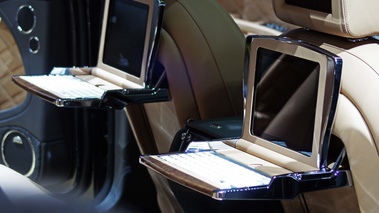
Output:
[158, 151, 271, 189]
[20, 75, 105, 99]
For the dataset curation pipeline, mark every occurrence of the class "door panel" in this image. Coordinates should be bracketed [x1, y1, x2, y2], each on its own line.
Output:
[0, 0, 96, 190]
[0, 1, 159, 211]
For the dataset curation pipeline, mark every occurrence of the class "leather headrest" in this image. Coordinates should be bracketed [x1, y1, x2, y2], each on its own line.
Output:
[273, 0, 379, 38]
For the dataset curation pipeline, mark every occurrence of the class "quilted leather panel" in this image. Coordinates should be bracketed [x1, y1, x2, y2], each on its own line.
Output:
[0, 20, 26, 110]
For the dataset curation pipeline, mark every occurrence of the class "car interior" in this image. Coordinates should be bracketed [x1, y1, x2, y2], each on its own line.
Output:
[0, 0, 379, 213]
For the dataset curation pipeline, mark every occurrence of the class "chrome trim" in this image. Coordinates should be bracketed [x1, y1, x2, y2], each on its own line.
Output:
[213, 170, 352, 200]
[16, 5, 36, 34]
[28, 36, 40, 54]
[244, 35, 343, 170]
[1, 130, 36, 178]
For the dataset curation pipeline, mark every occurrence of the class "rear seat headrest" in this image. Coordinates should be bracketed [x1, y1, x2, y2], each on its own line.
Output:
[273, 0, 379, 38]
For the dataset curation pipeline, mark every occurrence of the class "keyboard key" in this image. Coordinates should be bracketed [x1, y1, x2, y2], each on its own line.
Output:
[21, 75, 105, 99]
[159, 151, 271, 189]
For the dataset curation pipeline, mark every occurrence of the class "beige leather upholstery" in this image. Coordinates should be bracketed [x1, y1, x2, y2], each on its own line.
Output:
[126, 0, 245, 212]
[284, 29, 379, 213]
[332, 42, 379, 213]
[273, 0, 379, 38]
[272, 0, 379, 212]
[314, 32, 379, 212]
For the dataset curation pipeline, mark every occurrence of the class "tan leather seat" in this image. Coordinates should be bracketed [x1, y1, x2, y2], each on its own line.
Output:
[271, 0, 379, 212]
[146, 0, 245, 152]
[125, 0, 245, 212]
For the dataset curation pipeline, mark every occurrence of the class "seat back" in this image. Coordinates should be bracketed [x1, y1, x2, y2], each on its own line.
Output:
[125, 0, 245, 212]
[273, 0, 379, 38]
[272, 0, 379, 212]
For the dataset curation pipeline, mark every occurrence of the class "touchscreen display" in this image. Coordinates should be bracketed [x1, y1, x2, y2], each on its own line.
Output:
[285, 0, 332, 13]
[103, 0, 149, 78]
[252, 48, 320, 156]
